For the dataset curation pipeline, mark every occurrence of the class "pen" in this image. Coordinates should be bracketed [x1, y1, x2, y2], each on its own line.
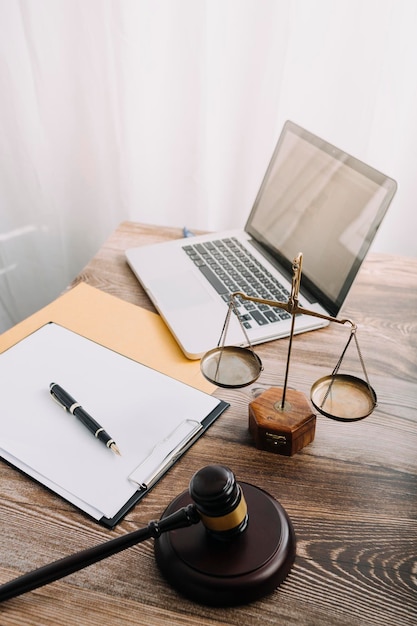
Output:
[49, 383, 121, 456]
[182, 226, 195, 238]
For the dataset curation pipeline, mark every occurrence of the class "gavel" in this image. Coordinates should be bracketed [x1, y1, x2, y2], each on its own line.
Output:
[0, 465, 295, 606]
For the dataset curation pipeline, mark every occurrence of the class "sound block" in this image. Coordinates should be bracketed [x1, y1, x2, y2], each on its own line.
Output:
[154, 482, 296, 606]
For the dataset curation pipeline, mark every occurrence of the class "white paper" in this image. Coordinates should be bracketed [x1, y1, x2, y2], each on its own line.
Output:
[0, 324, 221, 520]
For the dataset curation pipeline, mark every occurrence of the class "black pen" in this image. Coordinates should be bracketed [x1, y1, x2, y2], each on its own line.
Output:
[49, 383, 121, 456]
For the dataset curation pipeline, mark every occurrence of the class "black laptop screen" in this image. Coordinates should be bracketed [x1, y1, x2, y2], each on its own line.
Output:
[246, 121, 397, 316]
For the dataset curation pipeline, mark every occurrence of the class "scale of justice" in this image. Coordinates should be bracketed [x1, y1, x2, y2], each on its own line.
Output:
[200, 252, 377, 455]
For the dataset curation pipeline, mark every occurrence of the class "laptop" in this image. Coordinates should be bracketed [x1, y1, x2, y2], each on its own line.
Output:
[126, 121, 397, 359]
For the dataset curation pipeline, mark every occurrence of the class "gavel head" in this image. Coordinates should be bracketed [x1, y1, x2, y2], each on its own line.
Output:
[189, 465, 248, 540]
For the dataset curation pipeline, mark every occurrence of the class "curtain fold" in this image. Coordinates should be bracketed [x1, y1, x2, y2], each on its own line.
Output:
[1, 0, 416, 333]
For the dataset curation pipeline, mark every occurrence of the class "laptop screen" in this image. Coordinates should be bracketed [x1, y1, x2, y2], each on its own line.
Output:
[246, 121, 397, 316]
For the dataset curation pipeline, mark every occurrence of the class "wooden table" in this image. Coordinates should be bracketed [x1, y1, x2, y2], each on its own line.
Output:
[1, 222, 416, 626]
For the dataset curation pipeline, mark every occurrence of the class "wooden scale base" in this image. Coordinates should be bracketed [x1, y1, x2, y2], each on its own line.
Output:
[249, 387, 316, 455]
[154, 482, 296, 607]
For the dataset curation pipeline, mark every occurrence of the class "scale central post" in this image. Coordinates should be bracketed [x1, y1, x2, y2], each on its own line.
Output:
[277, 253, 303, 411]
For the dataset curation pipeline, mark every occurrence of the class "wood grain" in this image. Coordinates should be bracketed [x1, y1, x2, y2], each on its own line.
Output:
[0, 222, 416, 626]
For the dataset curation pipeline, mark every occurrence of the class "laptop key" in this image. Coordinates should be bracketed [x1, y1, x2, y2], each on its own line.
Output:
[198, 264, 228, 295]
[250, 310, 269, 325]
[264, 309, 280, 323]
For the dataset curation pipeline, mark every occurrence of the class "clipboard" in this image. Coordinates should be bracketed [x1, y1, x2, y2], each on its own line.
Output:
[0, 323, 229, 528]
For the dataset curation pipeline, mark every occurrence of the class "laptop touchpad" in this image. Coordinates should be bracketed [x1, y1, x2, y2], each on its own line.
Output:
[149, 273, 215, 311]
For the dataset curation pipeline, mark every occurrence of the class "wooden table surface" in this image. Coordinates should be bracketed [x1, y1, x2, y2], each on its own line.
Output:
[0, 221, 416, 626]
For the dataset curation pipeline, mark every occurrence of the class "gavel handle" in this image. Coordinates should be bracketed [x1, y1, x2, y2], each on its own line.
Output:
[0, 504, 199, 603]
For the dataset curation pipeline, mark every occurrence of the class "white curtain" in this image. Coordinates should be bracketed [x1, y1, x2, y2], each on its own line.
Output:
[1, 0, 416, 333]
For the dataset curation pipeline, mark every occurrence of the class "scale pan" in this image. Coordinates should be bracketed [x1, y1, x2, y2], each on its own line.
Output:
[200, 346, 263, 388]
[311, 374, 377, 422]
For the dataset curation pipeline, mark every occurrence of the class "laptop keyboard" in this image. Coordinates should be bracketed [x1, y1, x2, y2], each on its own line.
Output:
[182, 237, 292, 330]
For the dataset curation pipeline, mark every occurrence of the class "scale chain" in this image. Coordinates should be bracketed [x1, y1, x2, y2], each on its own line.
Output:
[321, 326, 376, 410]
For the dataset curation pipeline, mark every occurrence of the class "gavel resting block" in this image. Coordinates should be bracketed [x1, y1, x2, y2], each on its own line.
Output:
[154, 482, 296, 606]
